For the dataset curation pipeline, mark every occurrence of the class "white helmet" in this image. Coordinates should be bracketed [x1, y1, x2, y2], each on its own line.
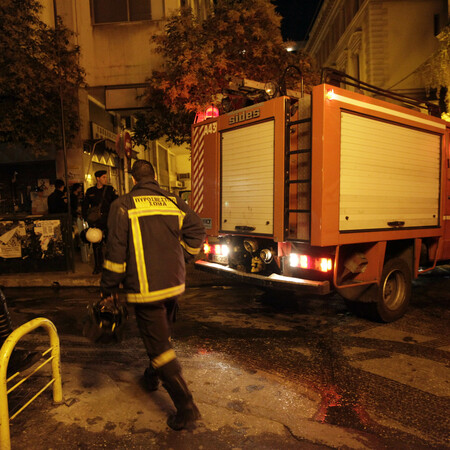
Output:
[86, 227, 103, 243]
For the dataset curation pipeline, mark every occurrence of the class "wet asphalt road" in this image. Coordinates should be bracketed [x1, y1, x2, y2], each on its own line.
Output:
[2, 265, 450, 449]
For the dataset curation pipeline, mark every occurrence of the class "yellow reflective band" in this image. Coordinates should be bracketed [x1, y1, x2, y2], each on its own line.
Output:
[127, 284, 185, 303]
[180, 240, 202, 255]
[128, 202, 186, 231]
[128, 208, 184, 219]
[103, 259, 126, 273]
[151, 349, 176, 369]
[130, 216, 149, 293]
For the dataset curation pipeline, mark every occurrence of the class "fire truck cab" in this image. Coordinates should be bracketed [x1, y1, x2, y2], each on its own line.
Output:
[191, 70, 450, 322]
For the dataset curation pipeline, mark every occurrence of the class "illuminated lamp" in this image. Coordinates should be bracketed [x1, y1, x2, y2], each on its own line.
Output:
[319, 258, 333, 272]
[290, 253, 299, 267]
[205, 105, 219, 118]
[203, 242, 211, 254]
[326, 89, 336, 100]
[299, 254, 310, 269]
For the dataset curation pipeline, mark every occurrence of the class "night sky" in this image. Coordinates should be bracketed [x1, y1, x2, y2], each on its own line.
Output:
[272, 0, 324, 41]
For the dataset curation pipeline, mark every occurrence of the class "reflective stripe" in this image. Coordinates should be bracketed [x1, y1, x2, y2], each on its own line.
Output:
[127, 284, 185, 303]
[129, 208, 182, 218]
[180, 240, 202, 255]
[130, 216, 149, 293]
[151, 349, 176, 369]
[103, 259, 126, 273]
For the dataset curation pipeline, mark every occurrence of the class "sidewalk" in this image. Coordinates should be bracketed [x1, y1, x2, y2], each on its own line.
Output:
[0, 251, 225, 288]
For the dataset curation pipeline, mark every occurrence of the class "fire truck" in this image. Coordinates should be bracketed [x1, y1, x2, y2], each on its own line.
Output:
[191, 70, 450, 322]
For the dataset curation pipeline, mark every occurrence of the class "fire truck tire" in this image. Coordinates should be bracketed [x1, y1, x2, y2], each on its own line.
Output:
[349, 257, 412, 322]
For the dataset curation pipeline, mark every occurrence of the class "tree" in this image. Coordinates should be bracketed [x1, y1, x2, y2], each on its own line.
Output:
[0, 0, 85, 155]
[134, 0, 319, 146]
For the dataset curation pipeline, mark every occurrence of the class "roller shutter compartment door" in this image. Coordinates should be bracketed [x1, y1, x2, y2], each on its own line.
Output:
[339, 112, 441, 231]
[221, 121, 274, 234]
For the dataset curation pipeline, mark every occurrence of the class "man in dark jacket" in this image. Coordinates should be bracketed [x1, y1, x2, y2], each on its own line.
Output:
[100, 160, 205, 430]
[82, 170, 118, 274]
[47, 179, 67, 214]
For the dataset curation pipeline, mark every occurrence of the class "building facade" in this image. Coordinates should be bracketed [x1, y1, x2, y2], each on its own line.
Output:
[42, 0, 212, 196]
[0, 0, 210, 273]
[305, 0, 449, 102]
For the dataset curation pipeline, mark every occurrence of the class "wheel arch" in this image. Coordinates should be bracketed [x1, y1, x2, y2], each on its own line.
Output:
[336, 239, 415, 302]
[384, 239, 415, 276]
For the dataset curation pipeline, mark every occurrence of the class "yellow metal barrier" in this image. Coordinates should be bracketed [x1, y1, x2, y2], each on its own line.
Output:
[0, 318, 63, 450]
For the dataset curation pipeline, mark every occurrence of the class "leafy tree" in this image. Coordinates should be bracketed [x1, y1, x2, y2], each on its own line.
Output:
[0, 0, 85, 155]
[134, 0, 319, 146]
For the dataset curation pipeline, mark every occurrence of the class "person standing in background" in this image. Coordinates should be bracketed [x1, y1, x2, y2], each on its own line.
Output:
[82, 170, 117, 274]
[47, 179, 67, 214]
[70, 183, 83, 222]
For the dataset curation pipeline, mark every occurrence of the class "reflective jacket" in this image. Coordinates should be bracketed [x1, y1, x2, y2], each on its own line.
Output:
[100, 178, 205, 303]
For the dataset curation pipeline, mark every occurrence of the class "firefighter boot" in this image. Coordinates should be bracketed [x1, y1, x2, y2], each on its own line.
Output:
[143, 366, 159, 391]
[160, 372, 201, 430]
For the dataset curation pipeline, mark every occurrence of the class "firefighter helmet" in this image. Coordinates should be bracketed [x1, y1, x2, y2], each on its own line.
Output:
[86, 227, 103, 243]
[83, 295, 128, 344]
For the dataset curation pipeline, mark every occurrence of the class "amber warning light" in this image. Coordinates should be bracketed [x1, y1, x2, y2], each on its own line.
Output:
[290, 254, 333, 272]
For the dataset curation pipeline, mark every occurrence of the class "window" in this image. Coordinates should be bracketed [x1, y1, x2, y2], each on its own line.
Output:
[92, 0, 151, 24]
[157, 143, 170, 189]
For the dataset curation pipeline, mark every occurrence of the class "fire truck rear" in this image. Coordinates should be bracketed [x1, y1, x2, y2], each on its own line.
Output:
[191, 72, 450, 322]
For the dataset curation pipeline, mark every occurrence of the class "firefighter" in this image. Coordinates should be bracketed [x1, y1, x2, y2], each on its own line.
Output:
[100, 160, 206, 430]
[82, 170, 118, 274]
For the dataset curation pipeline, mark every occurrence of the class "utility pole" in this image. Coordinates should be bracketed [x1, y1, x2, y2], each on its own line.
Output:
[53, 0, 74, 272]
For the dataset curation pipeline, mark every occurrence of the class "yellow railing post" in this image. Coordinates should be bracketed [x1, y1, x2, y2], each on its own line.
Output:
[0, 318, 63, 450]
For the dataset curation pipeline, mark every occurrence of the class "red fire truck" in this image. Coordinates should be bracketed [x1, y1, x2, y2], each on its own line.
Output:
[191, 71, 450, 322]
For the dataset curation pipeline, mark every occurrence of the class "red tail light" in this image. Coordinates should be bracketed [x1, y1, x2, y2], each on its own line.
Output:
[290, 253, 333, 272]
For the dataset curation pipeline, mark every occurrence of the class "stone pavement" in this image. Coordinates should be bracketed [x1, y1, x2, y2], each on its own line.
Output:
[4, 284, 370, 449]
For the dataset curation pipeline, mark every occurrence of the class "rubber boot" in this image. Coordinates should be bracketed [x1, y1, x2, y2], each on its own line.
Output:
[160, 372, 201, 430]
[143, 366, 160, 391]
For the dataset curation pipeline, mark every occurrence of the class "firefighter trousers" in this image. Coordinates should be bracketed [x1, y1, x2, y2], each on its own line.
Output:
[134, 297, 180, 377]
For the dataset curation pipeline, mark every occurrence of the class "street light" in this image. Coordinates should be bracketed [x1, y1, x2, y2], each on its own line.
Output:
[85, 139, 106, 184]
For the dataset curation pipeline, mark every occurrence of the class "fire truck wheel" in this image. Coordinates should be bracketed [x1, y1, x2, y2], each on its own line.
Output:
[356, 257, 412, 322]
